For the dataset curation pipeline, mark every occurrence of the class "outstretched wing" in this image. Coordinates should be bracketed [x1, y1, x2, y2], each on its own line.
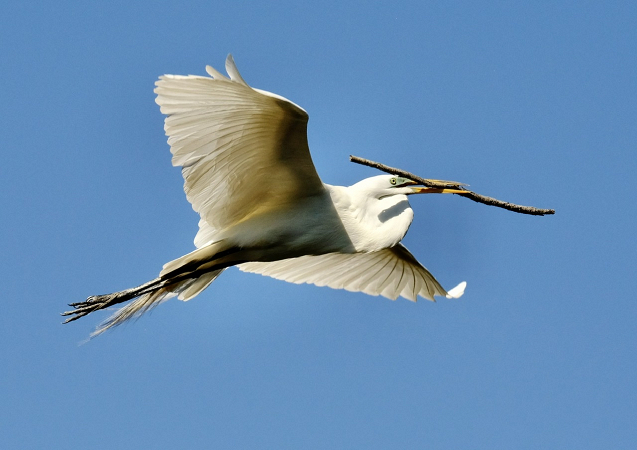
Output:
[154, 55, 324, 238]
[238, 244, 466, 302]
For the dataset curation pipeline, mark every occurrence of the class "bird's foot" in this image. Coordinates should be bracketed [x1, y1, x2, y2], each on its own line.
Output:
[61, 293, 118, 324]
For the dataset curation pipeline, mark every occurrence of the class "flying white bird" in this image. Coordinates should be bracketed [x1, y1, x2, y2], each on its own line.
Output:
[63, 55, 466, 335]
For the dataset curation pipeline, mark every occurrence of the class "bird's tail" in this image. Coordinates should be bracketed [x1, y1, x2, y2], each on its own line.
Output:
[62, 240, 241, 336]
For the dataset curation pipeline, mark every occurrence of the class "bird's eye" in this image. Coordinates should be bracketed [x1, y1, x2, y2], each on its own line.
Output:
[390, 178, 397, 186]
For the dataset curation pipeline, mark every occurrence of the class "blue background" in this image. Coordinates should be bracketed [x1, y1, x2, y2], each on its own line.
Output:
[2, 1, 635, 448]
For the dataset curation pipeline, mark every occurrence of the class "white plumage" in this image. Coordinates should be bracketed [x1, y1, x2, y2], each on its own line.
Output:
[63, 55, 466, 335]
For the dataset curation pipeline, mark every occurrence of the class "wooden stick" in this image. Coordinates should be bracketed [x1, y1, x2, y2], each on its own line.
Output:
[349, 155, 555, 216]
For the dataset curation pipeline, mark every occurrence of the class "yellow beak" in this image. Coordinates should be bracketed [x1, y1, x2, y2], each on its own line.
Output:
[410, 186, 468, 194]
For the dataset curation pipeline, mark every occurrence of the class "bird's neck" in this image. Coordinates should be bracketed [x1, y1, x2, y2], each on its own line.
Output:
[326, 184, 414, 253]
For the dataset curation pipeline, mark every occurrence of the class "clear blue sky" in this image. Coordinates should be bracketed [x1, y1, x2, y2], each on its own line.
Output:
[2, 1, 635, 448]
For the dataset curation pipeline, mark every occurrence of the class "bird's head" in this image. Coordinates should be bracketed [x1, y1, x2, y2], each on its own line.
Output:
[351, 175, 418, 199]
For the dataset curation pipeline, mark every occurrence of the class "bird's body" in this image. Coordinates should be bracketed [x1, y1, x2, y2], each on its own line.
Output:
[63, 55, 465, 335]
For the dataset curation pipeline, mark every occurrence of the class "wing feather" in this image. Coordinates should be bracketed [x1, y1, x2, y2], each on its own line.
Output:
[238, 244, 465, 302]
[155, 55, 324, 240]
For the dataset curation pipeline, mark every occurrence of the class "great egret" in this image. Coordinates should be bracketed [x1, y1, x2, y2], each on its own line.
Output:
[63, 55, 466, 335]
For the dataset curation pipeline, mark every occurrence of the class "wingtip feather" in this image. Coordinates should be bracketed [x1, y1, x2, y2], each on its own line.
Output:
[205, 64, 228, 80]
[225, 54, 249, 86]
[446, 281, 467, 299]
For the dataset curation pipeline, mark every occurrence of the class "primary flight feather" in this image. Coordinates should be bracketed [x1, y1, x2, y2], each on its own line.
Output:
[63, 55, 466, 336]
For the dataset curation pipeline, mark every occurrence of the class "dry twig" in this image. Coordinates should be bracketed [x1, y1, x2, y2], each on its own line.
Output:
[349, 155, 555, 216]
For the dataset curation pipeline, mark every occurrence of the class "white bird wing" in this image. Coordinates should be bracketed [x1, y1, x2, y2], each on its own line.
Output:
[238, 244, 466, 302]
[154, 55, 324, 240]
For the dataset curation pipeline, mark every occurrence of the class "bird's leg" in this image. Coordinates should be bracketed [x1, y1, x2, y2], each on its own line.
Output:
[62, 245, 244, 325]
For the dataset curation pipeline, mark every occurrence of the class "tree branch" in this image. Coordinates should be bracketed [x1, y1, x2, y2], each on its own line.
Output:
[349, 155, 555, 216]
